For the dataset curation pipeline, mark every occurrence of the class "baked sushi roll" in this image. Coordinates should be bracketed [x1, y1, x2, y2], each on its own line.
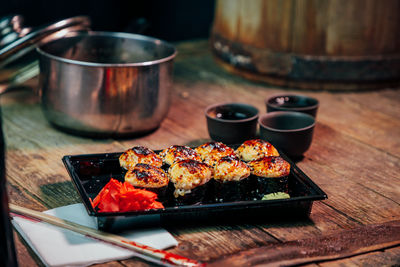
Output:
[124, 163, 169, 200]
[168, 159, 213, 205]
[119, 146, 163, 170]
[159, 145, 201, 166]
[247, 156, 291, 199]
[213, 156, 251, 202]
[195, 141, 237, 167]
[236, 139, 280, 162]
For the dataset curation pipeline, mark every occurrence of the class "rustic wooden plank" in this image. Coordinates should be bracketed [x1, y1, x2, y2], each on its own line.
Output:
[256, 202, 360, 244]
[166, 224, 278, 262]
[6, 177, 45, 211]
[311, 92, 400, 158]
[304, 123, 400, 199]
[209, 220, 400, 267]
[1, 101, 120, 210]
[342, 89, 400, 120]
[254, 166, 399, 242]
[299, 160, 399, 223]
[317, 246, 400, 267]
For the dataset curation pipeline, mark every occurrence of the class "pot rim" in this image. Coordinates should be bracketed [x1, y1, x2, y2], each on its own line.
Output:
[36, 31, 177, 67]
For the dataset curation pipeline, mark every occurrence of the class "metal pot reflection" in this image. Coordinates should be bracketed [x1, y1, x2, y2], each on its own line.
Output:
[37, 31, 176, 138]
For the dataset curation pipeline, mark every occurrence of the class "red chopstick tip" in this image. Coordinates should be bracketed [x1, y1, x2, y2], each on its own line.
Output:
[163, 252, 205, 266]
[121, 239, 203, 266]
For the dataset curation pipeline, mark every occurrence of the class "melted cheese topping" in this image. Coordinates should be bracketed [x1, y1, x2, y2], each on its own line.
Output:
[124, 163, 169, 188]
[159, 145, 201, 165]
[195, 142, 237, 166]
[247, 156, 290, 178]
[213, 156, 250, 182]
[236, 139, 279, 162]
[168, 159, 212, 192]
[119, 146, 162, 170]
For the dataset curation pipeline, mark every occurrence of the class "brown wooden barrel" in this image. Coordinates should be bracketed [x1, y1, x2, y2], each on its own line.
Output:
[211, 0, 400, 90]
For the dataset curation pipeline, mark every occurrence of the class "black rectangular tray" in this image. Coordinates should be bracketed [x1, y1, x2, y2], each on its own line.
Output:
[62, 150, 327, 231]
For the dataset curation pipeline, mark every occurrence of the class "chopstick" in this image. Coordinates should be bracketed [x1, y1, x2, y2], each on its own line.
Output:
[9, 204, 204, 267]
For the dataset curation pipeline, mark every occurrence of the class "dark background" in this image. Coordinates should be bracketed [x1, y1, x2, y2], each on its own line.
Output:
[0, 0, 216, 41]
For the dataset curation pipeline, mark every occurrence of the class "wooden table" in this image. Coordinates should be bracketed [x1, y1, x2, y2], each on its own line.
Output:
[2, 40, 400, 266]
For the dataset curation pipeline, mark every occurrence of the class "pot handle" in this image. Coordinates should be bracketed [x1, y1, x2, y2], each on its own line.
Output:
[0, 16, 90, 68]
[0, 16, 91, 95]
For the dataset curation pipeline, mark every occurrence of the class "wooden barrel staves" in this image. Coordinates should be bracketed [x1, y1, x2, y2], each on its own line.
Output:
[211, 0, 400, 90]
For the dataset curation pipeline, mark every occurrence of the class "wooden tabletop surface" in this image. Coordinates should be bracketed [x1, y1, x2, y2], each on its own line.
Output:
[2, 40, 400, 266]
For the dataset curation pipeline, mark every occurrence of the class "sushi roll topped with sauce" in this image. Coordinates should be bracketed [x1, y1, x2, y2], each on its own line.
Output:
[247, 156, 291, 198]
[124, 163, 169, 200]
[213, 156, 250, 182]
[212, 155, 251, 202]
[247, 156, 290, 178]
[119, 146, 163, 170]
[195, 141, 237, 166]
[236, 139, 279, 162]
[159, 145, 201, 166]
[168, 159, 212, 200]
[124, 163, 169, 188]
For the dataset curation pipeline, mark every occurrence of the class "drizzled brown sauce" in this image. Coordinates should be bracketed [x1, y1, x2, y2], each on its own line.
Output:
[202, 141, 230, 152]
[243, 139, 272, 149]
[218, 155, 242, 167]
[132, 164, 166, 184]
[134, 170, 155, 183]
[179, 159, 209, 174]
[132, 146, 153, 155]
[251, 156, 290, 175]
[171, 145, 198, 157]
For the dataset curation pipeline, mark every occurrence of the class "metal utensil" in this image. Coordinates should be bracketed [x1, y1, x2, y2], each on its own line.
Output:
[0, 16, 90, 68]
[0, 23, 90, 95]
[0, 16, 90, 95]
[0, 14, 30, 49]
[0, 14, 24, 39]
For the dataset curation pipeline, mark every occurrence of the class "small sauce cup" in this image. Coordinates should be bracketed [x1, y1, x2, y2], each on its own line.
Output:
[259, 111, 316, 157]
[266, 94, 319, 117]
[205, 103, 259, 144]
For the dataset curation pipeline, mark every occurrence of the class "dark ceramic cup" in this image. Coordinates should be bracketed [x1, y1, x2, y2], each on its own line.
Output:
[259, 111, 315, 157]
[205, 103, 259, 144]
[266, 94, 319, 117]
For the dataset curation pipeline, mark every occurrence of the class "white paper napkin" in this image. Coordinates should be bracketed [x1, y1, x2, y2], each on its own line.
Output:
[12, 203, 178, 267]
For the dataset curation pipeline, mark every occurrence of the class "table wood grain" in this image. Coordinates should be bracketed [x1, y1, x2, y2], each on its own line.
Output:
[1, 40, 399, 266]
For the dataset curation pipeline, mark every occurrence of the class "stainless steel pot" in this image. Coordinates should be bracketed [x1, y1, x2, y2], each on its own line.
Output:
[36, 31, 176, 137]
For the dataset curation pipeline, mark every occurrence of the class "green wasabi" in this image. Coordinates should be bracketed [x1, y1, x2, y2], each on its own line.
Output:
[262, 192, 290, 200]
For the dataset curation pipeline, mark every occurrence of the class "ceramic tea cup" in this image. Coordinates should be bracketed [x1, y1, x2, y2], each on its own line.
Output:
[205, 102, 259, 144]
[266, 94, 319, 117]
[259, 111, 315, 157]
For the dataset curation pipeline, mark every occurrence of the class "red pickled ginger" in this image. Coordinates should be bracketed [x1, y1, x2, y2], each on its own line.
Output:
[91, 178, 164, 212]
